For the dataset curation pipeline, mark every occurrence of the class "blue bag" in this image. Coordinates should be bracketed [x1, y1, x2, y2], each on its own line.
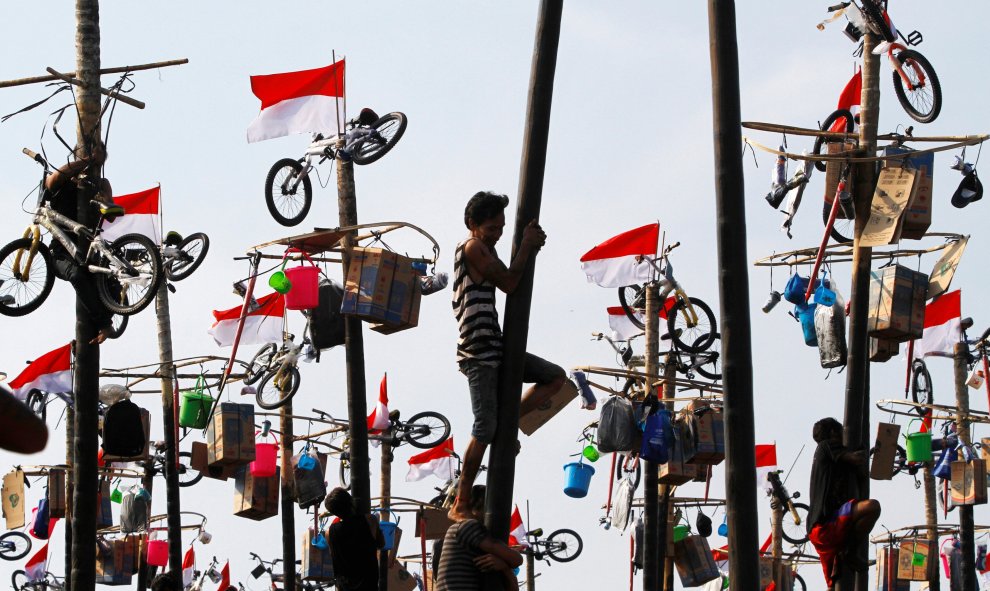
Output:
[31, 498, 50, 539]
[640, 409, 672, 464]
[783, 274, 811, 305]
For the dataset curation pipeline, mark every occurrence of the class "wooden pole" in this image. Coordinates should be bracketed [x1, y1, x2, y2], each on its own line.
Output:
[643, 285, 660, 591]
[280, 401, 296, 591]
[659, 349, 677, 590]
[526, 550, 536, 591]
[335, 139, 371, 515]
[707, 2, 761, 589]
[483, 0, 562, 568]
[154, 282, 183, 578]
[954, 342, 977, 590]
[923, 464, 940, 591]
[64, 404, 74, 591]
[771, 504, 784, 589]
[70, 2, 101, 589]
[136, 461, 155, 591]
[379, 428, 393, 591]
[0, 58, 188, 88]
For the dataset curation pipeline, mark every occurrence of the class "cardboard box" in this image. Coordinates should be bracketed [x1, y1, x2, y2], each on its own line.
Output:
[47, 468, 67, 518]
[951, 460, 988, 505]
[416, 508, 454, 540]
[673, 535, 720, 587]
[683, 408, 725, 466]
[95, 537, 133, 586]
[870, 423, 902, 480]
[191, 441, 236, 481]
[885, 145, 934, 240]
[301, 527, 334, 581]
[868, 265, 927, 342]
[371, 256, 422, 335]
[659, 422, 697, 485]
[234, 465, 280, 521]
[2, 469, 25, 529]
[876, 546, 910, 591]
[518, 379, 578, 436]
[207, 402, 256, 467]
[342, 247, 398, 323]
[103, 407, 151, 462]
[860, 167, 917, 247]
[897, 538, 935, 581]
[869, 337, 900, 363]
[758, 558, 773, 588]
[981, 437, 990, 475]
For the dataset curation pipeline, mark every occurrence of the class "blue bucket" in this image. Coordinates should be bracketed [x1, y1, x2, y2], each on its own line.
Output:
[374, 509, 399, 550]
[794, 302, 818, 347]
[563, 462, 595, 498]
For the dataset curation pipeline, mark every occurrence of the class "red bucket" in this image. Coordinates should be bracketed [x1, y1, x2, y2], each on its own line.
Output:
[146, 539, 169, 567]
[285, 265, 320, 310]
[250, 430, 279, 478]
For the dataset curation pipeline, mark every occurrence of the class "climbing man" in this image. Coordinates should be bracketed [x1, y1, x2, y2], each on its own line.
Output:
[806, 417, 881, 589]
[448, 191, 567, 521]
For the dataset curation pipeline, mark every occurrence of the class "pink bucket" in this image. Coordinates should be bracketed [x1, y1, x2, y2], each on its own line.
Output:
[146, 539, 169, 567]
[251, 442, 279, 478]
[284, 265, 320, 310]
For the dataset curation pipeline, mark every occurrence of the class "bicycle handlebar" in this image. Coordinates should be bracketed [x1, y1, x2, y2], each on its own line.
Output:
[22, 147, 47, 166]
[828, 2, 851, 12]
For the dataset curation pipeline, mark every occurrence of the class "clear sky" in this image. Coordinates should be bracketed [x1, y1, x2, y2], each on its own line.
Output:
[1, 2, 988, 589]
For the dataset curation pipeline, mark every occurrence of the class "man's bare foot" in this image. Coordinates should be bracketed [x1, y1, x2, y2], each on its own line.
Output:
[448, 498, 474, 522]
[89, 327, 112, 345]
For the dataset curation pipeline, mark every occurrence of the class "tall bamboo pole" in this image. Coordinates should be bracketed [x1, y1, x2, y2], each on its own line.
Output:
[280, 403, 296, 591]
[526, 551, 536, 591]
[659, 350, 676, 591]
[643, 285, 660, 591]
[136, 461, 156, 591]
[64, 405, 73, 591]
[923, 464, 940, 591]
[70, 1, 101, 589]
[379, 429, 393, 591]
[954, 342, 977, 590]
[707, 2, 760, 588]
[154, 283, 183, 577]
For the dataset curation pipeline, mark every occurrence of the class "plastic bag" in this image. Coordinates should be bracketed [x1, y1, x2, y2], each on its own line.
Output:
[597, 396, 637, 454]
[640, 409, 672, 464]
[815, 289, 847, 368]
[120, 486, 151, 533]
[609, 477, 635, 532]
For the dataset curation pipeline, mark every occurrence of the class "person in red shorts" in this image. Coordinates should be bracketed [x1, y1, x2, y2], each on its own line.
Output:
[806, 417, 881, 589]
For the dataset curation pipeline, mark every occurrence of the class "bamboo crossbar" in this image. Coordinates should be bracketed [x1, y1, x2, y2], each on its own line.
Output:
[753, 233, 964, 268]
[572, 365, 724, 395]
[875, 399, 990, 425]
[249, 221, 440, 262]
[870, 524, 990, 544]
[744, 135, 988, 163]
[743, 121, 989, 143]
[45, 67, 145, 109]
[0, 58, 188, 88]
[16, 465, 142, 479]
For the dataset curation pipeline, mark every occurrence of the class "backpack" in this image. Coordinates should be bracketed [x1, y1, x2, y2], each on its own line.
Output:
[101, 399, 146, 458]
[597, 396, 637, 453]
[306, 279, 346, 352]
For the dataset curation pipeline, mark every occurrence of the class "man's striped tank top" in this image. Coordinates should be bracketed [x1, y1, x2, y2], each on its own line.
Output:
[451, 239, 502, 366]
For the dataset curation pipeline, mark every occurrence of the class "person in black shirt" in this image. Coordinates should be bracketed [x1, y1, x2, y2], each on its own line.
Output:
[806, 417, 880, 589]
[325, 487, 384, 591]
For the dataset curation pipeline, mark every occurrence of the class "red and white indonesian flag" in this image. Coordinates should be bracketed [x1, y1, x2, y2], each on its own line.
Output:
[406, 438, 454, 482]
[508, 505, 529, 548]
[247, 60, 346, 143]
[579, 223, 659, 288]
[8, 343, 72, 400]
[831, 69, 862, 132]
[24, 542, 47, 581]
[913, 290, 962, 359]
[755, 443, 778, 492]
[208, 292, 285, 347]
[367, 374, 390, 432]
[217, 560, 231, 591]
[182, 546, 196, 588]
[101, 186, 161, 244]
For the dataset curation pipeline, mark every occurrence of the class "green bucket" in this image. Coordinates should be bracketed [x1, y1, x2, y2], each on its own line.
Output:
[904, 419, 933, 463]
[179, 377, 214, 429]
[673, 524, 690, 543]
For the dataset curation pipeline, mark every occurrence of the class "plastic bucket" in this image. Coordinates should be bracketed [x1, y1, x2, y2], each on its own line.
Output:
[146, 539, 169, 567]
[582, 445, 600, 462]
[904, 419, 933, 463]
[179, 388, 214, 430]
[795, 302, 818, 347]
[673, 524, 690, 543]
[285, 265, 320, 310]
[251, 442, 279, 478]
[375, 509, 399, 550]
[562, 462, 595, 498]
[269, 271, 292, 294]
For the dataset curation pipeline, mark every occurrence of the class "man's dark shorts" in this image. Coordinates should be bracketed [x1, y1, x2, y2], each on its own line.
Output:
[459, 353, 564, 444]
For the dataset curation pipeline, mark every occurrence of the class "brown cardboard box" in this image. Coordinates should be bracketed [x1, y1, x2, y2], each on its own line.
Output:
[301, 527, 334, 581]
[683, 408, 725, 466]
[47, 468, 67, 518]
[659, 422, 697, 485]
[869, 337, 900, 362]
[207, 402, 256, 467]
[519, 379, 578, 436]
[861, 167, 917, 247]
[981, 437, 990, 474]
[877, 546, 910, 591]
[2, 469, 25, 529]
[416, 508, 454, 540]
[234, 465, 280, 520]
[868, 265, 927, 342]
[870, 423, 902, 480]
[885, 146, 934, 240]
[342, 247, 398, 323]
[673, 535, 720, 587]
[191, 440, 238, 481]
[950, 460, 988, 505]
[103, 407, 151, 462]
[897, 538, 935, 581]
[371, 256, 422, 335]
[95, 537, 133, 586]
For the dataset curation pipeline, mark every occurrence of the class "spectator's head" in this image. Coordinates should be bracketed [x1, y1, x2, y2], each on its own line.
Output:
[469, 484, 487, 519]
[812, 417, 843, 444]
[151, 572, 179, 591]
[325, 487, 357, 518]
[464, 191, 509, 247]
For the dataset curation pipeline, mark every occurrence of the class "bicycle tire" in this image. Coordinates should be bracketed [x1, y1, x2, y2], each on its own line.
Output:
[265, 158, 312, 227]
[793, 572, 807, 591]
[95, 233, 162, 315]
[107, 309, 128, 339]
[26, 389, 47, 423]
[615, 454, 642, 491]
[692, 333, 722, 381]
[11, 570, 28, 591]
[351, 112, 407, 165]
[166, 232, 209, 282]
[781, 502, 811, 545]
[621, 377, 645, 399]
[618, 284, 646, 330]
[0, 531, 32, 561]
[339, 454, 352, 490]
[0, 238, 55, 317]
[177, 450, 203, 487]
[545, 528, 583, 563]
[404, 411, 452, 449]
[911, 359, 933, 414]
[667, 296, 717, 353]
[244, 343, 277, 386]
[892, 49, 942, 124]
[812, 109, 856, 173]
[256, 365, 301, 410]
[822, 200, 855, 244]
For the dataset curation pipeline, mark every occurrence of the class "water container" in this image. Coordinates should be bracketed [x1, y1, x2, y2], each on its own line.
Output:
[904, 419, 933, 463]
[146, 539, 169, 567]
[563, 462, 595, 498]
[179, 378, 214, 429]
[250, 430, 279, 478]
[285, 265, 320, 310]
[374, 509, 399, 550]
[795, 302, 818, 347]
[673, 524, 690, 543]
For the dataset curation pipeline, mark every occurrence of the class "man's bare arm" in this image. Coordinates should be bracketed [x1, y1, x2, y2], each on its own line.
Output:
[465, 220, 545, 294]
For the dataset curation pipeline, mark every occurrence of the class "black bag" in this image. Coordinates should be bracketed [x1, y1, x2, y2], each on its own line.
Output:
[101, 399, 146, 458]
[306, 279, 346, 352]
[598, 396, 637, 453]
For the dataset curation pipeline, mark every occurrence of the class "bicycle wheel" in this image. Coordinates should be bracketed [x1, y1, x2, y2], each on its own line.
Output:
[256, 366, 301, 410]
[781, 502, 811, 545]
[0, 531, 32, 561]
[812, 109, 856, 172]
[615, 454, 642, 491]
[892, 49, 942, 124]
[11, 570, 28, 591]
[822, 200, 855, 244]
[692, 333, 722, 381]
[0, 238, 55, 317]
[667, 297, 716, 353]
[107, 309, 128, 339]
[793, 572, 807, 591]
[26, 389, 47, 423]
[618, 284, 646, 330]
[404, 411, 451, 449]
[545, 529, 583, 562]
[351, 112, 407, 165]
[95, 233, 162, 315]
[265, 158, 312, 227]
[244, 343, 277, 386]
[166, 232, 209, 282]
[177, 450, 203, 487]
[622, 377, 646, 399]
[911, 359, 933, 414]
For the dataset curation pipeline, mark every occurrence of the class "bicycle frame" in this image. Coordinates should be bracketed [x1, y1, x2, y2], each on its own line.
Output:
[280, 120, 371, 194]
[646, 252, 700, 327]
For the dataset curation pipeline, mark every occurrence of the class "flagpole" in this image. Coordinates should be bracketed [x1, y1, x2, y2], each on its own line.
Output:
[332, 50, 341, 136]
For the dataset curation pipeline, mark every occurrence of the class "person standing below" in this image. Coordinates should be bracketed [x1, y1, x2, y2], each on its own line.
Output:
[449, 191, 566, 521]
[436, 485, 523, 591]
[325, 487, 384, 591]
[806, 417, 881, 589]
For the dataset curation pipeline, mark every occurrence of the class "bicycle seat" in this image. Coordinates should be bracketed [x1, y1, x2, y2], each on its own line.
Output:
[164, 231, 183, 246]
[93, 200, 125, 219]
